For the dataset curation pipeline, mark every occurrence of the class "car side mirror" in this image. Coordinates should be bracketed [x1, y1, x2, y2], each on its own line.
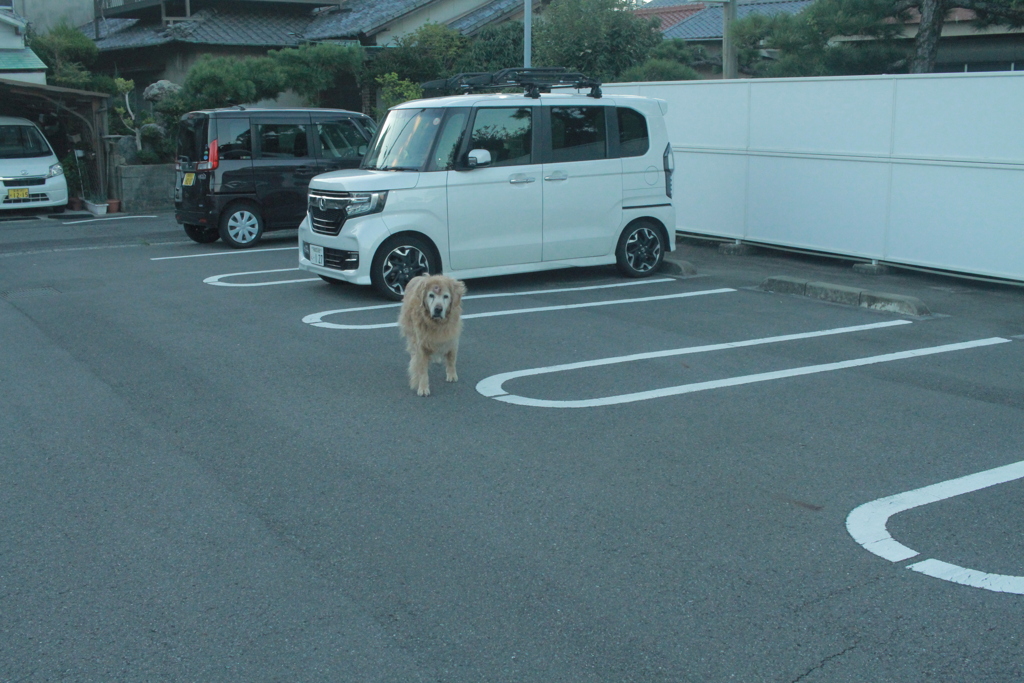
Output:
[466, 149, 492, 169]
[358, 144, 368, 155]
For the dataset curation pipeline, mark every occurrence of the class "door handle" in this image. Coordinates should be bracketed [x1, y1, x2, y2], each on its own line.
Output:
[544, 172, 568, 181]
[509, 175, 536, 184]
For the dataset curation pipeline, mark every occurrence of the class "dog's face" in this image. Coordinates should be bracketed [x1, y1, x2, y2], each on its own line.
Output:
[425, 281, 454, 320]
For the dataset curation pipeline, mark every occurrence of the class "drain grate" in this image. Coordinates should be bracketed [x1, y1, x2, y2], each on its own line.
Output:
[1, 286, 61, 300]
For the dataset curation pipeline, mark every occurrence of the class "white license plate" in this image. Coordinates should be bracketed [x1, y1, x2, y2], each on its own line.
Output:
[309, 244, 324, 266]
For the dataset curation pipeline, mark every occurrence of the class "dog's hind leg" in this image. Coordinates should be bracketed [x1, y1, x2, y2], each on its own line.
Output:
[409, 349, 431, 396]
[444, 345, 458, 383]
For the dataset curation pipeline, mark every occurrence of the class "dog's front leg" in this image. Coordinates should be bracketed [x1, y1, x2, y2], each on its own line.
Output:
[409, 349, 431, 396]
[444, 345, 458, 383]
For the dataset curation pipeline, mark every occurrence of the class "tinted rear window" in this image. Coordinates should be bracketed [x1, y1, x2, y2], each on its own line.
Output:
[0, 125, 52, 159]
[176, 114, 209, 163]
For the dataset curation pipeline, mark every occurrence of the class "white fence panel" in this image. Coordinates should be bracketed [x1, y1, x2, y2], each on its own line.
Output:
[605, 72, 1024, 282]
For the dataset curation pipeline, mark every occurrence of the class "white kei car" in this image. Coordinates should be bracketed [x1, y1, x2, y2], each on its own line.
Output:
[0, 116, 68, 213]
[298, 69, 676, 300]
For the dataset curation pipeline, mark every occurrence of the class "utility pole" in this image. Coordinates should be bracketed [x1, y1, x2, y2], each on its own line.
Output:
[722, 0, 738, 78]
[524, 0, 532, 67]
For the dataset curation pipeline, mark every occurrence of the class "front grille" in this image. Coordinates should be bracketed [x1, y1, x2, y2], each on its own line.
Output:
[3, 177, 47, 187]
[309, 190, 351, 236]
[3, 193, 49, 204]
[324, 247, 358, 270]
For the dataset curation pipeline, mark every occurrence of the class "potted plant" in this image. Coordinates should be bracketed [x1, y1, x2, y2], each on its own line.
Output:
[61, 153, 83, 210]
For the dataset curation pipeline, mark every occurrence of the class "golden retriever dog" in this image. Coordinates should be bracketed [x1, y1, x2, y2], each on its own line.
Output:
[398, 274, 467, 396]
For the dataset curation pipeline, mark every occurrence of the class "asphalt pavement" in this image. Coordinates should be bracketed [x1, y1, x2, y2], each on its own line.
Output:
[2, 210, 1023, 682]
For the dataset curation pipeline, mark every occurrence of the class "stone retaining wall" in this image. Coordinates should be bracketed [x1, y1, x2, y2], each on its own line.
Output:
[113, 164, 175, 213]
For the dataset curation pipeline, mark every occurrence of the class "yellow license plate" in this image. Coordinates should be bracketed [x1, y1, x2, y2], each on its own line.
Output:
[7, 188, 29, 199]
[182, 173, 195, 187]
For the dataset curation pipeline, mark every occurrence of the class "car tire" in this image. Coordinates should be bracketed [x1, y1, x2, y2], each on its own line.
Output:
[219, 203, 264, 248]
[615, 220, 666, 278]
[370, 235, 438, 301]
[183, 223, 220, 243]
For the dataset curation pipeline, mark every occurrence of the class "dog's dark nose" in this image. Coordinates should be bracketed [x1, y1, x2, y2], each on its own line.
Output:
[432, 306, 444, 318]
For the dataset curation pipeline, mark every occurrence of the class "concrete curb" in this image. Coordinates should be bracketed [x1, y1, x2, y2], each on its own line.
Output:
[760, 276, 931, 316]
[661, 256, 697, 276]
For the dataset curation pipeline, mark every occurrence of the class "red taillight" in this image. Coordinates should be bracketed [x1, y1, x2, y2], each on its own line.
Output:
[198, 139, 219, 171]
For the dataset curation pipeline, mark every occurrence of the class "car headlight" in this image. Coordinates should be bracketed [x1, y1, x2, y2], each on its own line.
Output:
[344, 191, 388, 217]
[48, 163, 64, 177]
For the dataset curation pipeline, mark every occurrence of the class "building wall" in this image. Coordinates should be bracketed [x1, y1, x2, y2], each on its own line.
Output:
[0, 23, 24, 49]
[11, 0, 93, 32]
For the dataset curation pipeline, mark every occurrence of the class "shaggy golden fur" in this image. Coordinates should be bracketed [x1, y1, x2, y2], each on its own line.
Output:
[398, 274, 467, 396]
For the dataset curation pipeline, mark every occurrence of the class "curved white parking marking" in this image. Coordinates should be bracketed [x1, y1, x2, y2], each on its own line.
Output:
[303, 281, 729, 330]
[204, 268, 319, 287]
[847, 459, 1024, 594]
[477, 332, 1008, 408]
[153, 246, 296, 261]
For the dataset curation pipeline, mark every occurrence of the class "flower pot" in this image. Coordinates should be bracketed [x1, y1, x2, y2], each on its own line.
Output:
[106, 199, 120, 213]
[84, 200, 108, 216]
[68, 196, 83, 211]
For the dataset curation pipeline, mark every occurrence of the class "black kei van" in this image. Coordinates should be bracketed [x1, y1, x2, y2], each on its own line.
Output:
[174, 108, 377, 248]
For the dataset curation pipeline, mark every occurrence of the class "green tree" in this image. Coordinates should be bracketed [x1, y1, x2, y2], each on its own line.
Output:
[368, 23, 469, 84]
[615, 38, 704, 81]
[374, 72, 424, 118]
[270, 42, 364, 106]
[533, 0, 663, 80]
[456, 21, 525, 73]
[176, 55, 286, 110]
[732, 0, 1024, 75]
[29, 19, 99, 88]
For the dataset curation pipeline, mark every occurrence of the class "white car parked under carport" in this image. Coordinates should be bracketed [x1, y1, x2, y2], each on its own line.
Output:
[0, 116, 68, 213]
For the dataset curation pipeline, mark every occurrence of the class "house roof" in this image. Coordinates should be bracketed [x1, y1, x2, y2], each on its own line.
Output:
[663, 0, 814, 40]
[303, 0, 440, 41]
[640, 0, 701, 8]
[634, 3, 706, 32]
[0, 8, 29, 30]
[88, 3, 313, 51]
[0, 48, 47, 71]
[448, 0, 540, 35]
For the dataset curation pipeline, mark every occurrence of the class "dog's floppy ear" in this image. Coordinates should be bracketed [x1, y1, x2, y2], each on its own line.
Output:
[452, 279, 467, 307]
[403, 275, 427, 302]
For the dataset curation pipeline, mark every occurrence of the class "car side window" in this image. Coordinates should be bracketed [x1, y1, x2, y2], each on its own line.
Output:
[468, 107, 532, 167]
[218, 118, 251, 160]
[316, 119, 366, 161]
[617, 107, 649, 158]
[430, 111, 468, 171]
[549, 106, 607, 163]
[256, 122, 310, 159]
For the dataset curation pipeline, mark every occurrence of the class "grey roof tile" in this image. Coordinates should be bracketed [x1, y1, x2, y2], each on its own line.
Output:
[88, 3, 308, 51]
[304, 0, 445, 41]
[449, 0, 535, 35]
[664, 0, 813, 39]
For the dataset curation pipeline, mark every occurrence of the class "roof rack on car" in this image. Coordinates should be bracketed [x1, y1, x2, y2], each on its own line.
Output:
[421, 67, 602, 99]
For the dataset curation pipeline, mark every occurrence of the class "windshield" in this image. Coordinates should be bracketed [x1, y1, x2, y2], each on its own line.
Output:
[362, 108, 446, 171]
[0, 125, 53, 159]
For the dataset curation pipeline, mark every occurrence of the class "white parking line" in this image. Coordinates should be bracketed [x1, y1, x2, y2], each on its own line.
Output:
[477, 330, 1008, 408]
[303, 285, 734, 329]
[204, 268, 319, 287]
[151, 246, 295, 261]
[64, 215, 159, 225]
[847, 459, 1024, 594]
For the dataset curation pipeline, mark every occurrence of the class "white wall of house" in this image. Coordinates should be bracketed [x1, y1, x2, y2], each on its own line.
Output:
[606, 72, 1024, 282]
[11, 0, 93, 32]
[0, 26, 23, 49]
